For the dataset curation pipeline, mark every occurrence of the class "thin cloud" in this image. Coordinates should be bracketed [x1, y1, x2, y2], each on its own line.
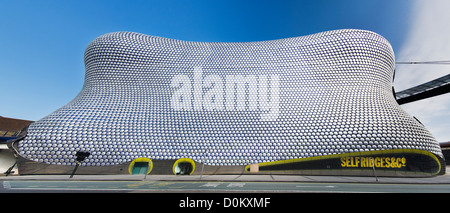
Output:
[395, 0, 450, 142]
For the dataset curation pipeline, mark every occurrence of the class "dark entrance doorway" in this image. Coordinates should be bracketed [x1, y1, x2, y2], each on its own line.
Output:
[173, 158, 195, 175]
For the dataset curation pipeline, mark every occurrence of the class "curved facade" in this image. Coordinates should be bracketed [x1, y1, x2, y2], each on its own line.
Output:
[14, 29, 445, 176]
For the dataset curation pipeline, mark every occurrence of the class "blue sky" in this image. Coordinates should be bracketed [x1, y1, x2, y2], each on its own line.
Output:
[1, 1, 449, 141]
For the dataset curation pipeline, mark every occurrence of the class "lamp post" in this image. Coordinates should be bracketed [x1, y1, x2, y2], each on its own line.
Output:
[70, 151, 90, 178]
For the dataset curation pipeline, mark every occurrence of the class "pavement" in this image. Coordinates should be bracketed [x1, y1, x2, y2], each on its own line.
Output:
[2, 166, 450, 184]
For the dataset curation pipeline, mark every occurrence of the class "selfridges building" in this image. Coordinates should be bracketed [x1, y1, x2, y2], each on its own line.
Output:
[11, 29, 445, 177]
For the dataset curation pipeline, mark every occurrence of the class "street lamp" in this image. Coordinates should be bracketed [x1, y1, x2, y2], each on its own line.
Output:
[70, 151, 90, 178]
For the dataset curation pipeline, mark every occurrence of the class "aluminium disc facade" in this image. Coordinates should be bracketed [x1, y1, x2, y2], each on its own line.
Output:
[15, 29, 445, 176]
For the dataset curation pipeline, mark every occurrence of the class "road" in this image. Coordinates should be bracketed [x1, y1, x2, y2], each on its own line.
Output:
[2, 179, 450, 193]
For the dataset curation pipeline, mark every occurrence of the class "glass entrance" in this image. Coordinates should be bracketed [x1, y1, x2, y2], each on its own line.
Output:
[128, 158, 153, 175]
[132, 162, 149, 175]
[173, 158, 195, 175]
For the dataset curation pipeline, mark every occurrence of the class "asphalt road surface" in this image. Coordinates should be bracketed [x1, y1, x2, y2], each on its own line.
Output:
[2, 180, 450, 193]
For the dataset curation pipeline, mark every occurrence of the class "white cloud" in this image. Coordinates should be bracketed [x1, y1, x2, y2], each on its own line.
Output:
[394, 0, 450, 142]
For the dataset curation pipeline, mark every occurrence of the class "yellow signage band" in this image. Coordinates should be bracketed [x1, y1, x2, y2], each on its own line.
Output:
[244, 149, 442, 176]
